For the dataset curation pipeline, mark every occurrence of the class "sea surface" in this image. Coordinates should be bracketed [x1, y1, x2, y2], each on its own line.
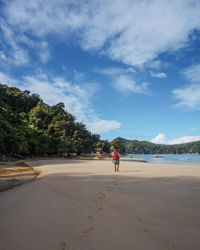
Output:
[125, 154, 200, 165]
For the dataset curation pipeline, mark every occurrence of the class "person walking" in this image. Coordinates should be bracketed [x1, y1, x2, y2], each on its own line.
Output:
[112, 149, 120, 172]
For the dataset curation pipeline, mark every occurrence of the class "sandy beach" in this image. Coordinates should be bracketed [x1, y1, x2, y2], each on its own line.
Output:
[0, 159, 200, 250]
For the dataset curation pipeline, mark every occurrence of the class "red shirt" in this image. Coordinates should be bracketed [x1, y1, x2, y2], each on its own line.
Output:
[113, 152, 119, 159]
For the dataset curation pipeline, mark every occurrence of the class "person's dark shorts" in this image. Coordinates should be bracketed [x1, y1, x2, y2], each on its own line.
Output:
[114, 159, 120, 165]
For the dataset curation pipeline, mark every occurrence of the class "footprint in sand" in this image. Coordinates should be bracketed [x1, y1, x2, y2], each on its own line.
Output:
[58, 242, 66, 250]
[136, 216, 143, 222]
[167, 240, 176, 249]
[80, 227, 94, 239]
[96, 207, 104, 211]
[69, 224, 76, 233]
[88, 216, 93, 221]
[144, 227, 150, 233]
[106, 186, 111, 192]
[81, 227, 94, 234]
[97, 192, 106, 200]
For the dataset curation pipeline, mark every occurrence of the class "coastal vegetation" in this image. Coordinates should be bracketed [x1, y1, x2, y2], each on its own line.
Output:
[0, 84, 109, 157]
[1, 84, 199, 158]
[110, 137, 200, 154]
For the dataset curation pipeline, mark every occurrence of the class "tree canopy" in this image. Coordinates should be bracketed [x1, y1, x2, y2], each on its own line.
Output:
[0, 84, 109, 156]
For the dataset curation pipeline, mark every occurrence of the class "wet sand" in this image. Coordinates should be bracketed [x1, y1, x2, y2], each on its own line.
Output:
[0, 159, 200, 250]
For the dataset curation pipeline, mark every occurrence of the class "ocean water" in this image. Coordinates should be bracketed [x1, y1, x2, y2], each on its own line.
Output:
[125, 154, 200, 165]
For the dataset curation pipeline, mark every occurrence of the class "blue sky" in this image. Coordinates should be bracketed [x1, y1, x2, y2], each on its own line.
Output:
[0, 0, 200, 144]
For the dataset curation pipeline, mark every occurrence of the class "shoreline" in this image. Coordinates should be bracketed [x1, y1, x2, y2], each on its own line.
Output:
[2, 156, 199, 194]
[1, 152, 200, 166]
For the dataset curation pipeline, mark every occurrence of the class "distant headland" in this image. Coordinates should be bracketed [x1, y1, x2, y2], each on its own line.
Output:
[110, 137, 200, 154]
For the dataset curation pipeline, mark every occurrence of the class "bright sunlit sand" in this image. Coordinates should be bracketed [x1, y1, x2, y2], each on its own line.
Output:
[0, 159, 200, 250]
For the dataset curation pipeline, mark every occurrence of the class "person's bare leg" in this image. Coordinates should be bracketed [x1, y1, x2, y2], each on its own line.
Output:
[114, 164, 116, 172]
[117, 164, 119, 172]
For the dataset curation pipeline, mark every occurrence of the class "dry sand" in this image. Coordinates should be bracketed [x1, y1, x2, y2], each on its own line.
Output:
[0, 162, 41, 192]
[0, 159, 200, 250]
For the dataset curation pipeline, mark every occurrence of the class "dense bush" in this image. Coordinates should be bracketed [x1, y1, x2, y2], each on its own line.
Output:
[0, 84, 109, 156]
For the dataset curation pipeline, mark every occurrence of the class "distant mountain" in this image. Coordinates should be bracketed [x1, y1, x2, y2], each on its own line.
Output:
[110, 137, 200, 154]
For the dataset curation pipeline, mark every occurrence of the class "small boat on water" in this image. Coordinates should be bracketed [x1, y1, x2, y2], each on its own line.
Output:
[153, 155, 164, 158]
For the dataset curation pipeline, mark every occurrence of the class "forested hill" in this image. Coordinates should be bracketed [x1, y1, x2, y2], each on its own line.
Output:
[0, 84, 110, 156]
[110, 137, 200, 154]
[1, 83, 199, 157]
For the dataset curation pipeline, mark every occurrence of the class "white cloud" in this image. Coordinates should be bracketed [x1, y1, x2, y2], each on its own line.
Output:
[172, 64, 200, 110]
[113, 75, 150, 94]
[0, 21, 29, 65]
[87, 120, 121, 133]
[150, 71, 167, 78]
[73, 70, 85, 82]
[146, 60, 162, 69]
[3, 0, 86, 37]
[94, 67, 137, 76]
[172, 83, 200, 110]
[38, 42, 50, 63]
[1, 0, 200, 67]
[182, 64, 200, 83]
[168, 136, 200, 145]
[95, 67, 126, 76]
[0, 19, 50, 65]
[152, 133, 200, 144]
[127, 67, 137, 74]
[0, 72, 19, 85]
[151, 133, 166, 144]
[13, 49, 29, 65]
[0, 70, 121, 134]
[82, 0, 200, 67]
[94, 67, 148, 94]
[0, 51, 7, 60]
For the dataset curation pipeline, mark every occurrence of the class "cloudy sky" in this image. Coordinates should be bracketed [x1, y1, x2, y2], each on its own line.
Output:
[0, 0, 200, 144]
